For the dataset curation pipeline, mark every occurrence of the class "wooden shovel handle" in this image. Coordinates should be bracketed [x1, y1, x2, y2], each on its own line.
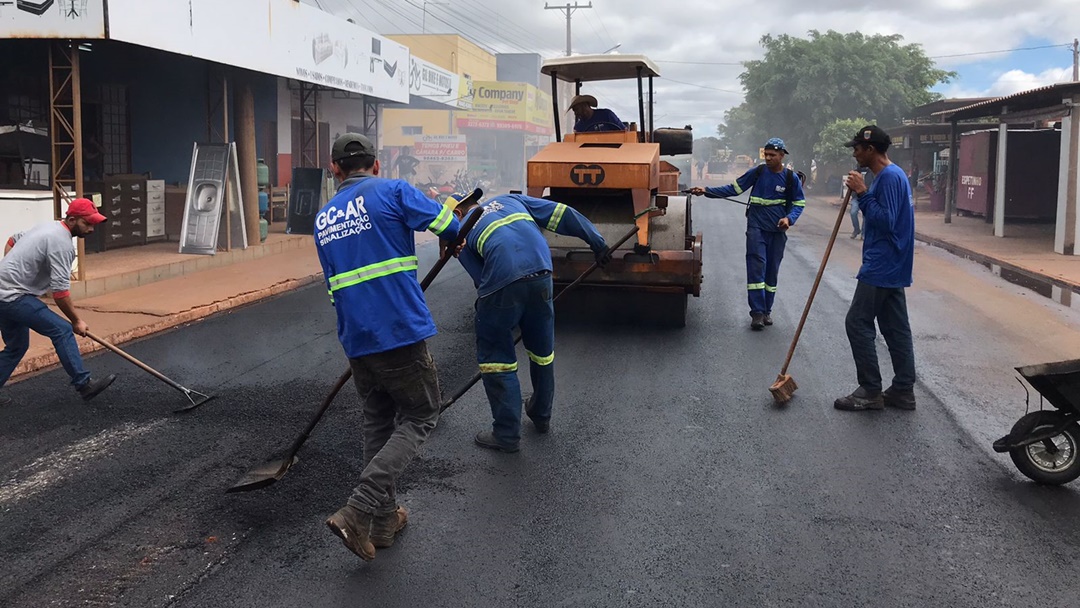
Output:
[778, 189, 853, 376]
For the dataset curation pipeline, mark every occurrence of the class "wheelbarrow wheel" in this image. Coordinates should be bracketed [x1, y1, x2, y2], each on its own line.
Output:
[1008, 413, 1080, 485]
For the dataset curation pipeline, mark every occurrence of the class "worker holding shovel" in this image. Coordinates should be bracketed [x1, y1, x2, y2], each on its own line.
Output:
[448, 192, 608, 453]
[317, 134, 462, 562]
[834, 125, 917, 412]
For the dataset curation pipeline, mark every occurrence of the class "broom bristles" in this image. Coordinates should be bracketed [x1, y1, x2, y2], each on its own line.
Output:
[769, 374, 798, 403]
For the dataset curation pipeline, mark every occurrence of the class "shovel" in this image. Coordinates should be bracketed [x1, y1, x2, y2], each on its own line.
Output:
[85, 331, 215, 412]
[440, 224, 640, 413]
[226, 188, 483, 493]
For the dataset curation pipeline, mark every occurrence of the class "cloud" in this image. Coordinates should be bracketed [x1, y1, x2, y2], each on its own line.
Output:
[310, 0, 1080, 136]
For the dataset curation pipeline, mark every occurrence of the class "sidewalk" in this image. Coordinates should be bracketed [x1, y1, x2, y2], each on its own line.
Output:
[809, 193, 1080, 308]
[5, 214, 448, 382]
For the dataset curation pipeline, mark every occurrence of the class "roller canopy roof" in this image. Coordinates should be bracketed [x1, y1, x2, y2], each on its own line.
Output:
[541, 54, 661, 82]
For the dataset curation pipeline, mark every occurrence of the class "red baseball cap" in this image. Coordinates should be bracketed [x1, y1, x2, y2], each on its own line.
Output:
[66, 198, 107, 225]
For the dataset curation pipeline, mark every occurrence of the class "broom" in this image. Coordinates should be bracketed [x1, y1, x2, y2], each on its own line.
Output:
[770, 188, 854, 403]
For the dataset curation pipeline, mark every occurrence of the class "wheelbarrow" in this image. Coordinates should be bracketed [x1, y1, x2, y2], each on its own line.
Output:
[992, 359, 1080, 485]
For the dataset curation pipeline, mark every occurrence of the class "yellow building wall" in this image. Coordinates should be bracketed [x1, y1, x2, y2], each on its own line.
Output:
[382, 109, 455, 147]
[388, 34, 496, 80]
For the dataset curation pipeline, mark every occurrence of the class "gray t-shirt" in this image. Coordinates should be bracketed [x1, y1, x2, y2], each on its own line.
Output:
[0, 221, 75, 302]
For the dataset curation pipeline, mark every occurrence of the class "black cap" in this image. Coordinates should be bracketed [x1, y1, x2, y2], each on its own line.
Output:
[331, 133, 377, 162]
[844, 125, 891, 148]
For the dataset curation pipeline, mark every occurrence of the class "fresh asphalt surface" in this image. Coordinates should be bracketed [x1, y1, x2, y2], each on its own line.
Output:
[2, 199, 1080, 607]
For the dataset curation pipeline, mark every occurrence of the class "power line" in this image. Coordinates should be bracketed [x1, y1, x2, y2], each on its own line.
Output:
[929, 43, 1072, 59]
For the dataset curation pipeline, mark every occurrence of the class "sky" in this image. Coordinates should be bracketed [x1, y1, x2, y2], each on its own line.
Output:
[304, 0, 1079, 138]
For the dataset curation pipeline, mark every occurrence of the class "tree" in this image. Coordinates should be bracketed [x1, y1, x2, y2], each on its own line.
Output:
[717, 103, 759, 157]
[736, 30, 953, 171]
[814, 118, 869, 192]
[693, 136, 722, 164]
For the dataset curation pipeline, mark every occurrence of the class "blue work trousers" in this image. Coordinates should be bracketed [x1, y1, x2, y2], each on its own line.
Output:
[745, 227, 787, 315]
[0, 294, 90, 389]
[475, 273, 555, 447]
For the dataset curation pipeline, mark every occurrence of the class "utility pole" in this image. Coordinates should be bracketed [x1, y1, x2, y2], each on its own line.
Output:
[544, 2, 592, 56]
[1073, 38, 1078, 81]
[423, 1, 448, 34]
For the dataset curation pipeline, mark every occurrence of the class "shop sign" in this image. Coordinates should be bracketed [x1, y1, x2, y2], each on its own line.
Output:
[414, 135, 467, 162]
[408, 56, 461, 108]
[106, 0, 409, 103]
[0, 0, 105, 38]
[456, 81, 553, 135]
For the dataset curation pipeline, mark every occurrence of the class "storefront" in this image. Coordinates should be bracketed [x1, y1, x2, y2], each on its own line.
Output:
[454, 81, 554, 191]
[1, 0, 408, 270]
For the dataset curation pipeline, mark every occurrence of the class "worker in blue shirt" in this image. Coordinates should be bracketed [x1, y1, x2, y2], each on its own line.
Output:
[319, 133, 460, 562]
[688, 137, 806, 330]
[569, 94, 627, 132]
[834, 125, 917, 412]
[449, 192, 608, 453]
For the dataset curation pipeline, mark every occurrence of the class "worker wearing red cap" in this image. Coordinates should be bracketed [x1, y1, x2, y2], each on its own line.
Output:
[0, 198, 116, 406]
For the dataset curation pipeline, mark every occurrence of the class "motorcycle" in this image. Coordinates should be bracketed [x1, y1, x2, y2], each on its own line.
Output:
[992, 359, 1080, 485]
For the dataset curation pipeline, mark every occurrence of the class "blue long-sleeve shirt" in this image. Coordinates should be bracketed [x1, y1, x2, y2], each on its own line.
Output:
[314, 175, 460, 358]
[855, 163, 914, 288]
[703, 166, 806, 232]
[574, 108, 627, 132]
[458, 194, 607, 297]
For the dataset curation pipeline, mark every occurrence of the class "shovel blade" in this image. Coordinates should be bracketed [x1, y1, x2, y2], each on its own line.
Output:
[225, 456, 297, 493]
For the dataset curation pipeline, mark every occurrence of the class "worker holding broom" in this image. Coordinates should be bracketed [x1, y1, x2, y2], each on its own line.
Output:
[448, 192, 608, 453]
[834, 125, 917, 412]
[688, 137, 806, 330]
[317, 134, 461, 562]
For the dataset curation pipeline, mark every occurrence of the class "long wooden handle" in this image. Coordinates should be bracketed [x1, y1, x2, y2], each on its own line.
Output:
[85, 330, 184, 391]
[778, 189, 853, 376]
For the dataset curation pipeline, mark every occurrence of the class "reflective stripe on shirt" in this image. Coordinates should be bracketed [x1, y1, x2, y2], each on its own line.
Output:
[428, 205, 453, 235]
[327, 256, 418, 293]
[476, 213, 534, 256]
[749, 196, 787, 206]
[546, 203, 567, 231]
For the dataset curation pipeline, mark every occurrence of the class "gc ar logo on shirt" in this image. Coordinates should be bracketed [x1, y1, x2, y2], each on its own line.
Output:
[315, 196, 373, 247]
[570, 164, 605, 186]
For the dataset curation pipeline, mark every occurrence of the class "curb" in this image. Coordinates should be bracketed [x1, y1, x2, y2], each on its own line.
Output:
[10, 273, 323, 381]
[914, 232, 1079, 307]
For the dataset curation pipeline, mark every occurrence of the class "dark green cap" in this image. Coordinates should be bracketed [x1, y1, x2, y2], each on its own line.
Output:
[331, 133, 377, 162]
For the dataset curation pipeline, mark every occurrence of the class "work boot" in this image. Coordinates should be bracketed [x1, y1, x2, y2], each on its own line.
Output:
[326, 504, 376, 561]
[77, 374, 116, 402]
[750, 312, 765, 331]
[474, 430, 519, 453]
[883, 387, 917, 410]
[834, 387, 884, 411]
[371, 506, 409, 549]
[763, 314, 773, 326]
[524, 397, 549, 434]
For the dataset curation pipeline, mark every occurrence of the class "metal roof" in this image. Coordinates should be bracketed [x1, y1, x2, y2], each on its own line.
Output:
[933, 81, 1080, 121]
[541, 54, 661, 82]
